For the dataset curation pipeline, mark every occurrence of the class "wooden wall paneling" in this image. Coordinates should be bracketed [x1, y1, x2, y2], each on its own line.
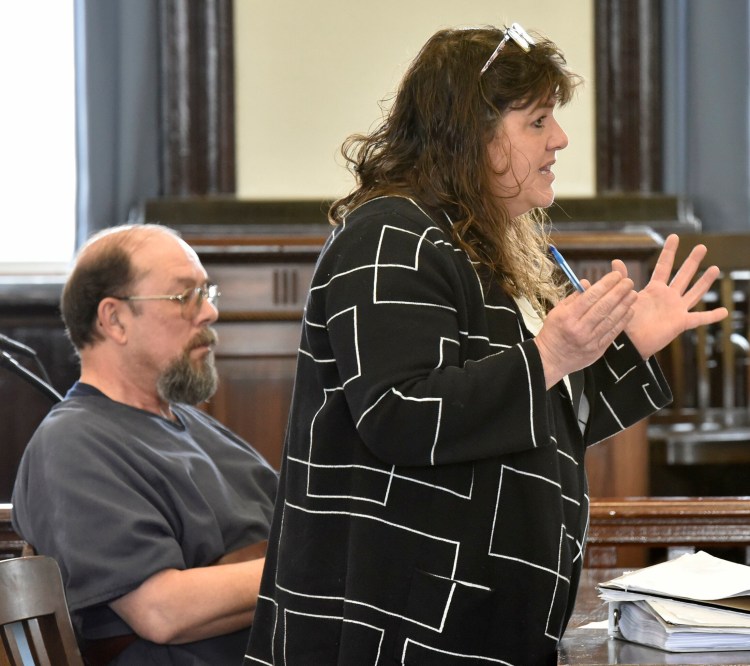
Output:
[193, 239, 325, 471]
[207, 263, 317, 316]
[208, 322, 303, 470]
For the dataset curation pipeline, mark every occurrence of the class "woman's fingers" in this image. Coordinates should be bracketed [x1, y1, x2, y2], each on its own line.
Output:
[649, 233, 680, 285]
[577, 272, 635, 328]
[669, 243, 708, 294]
[687, 306, 730, 329]
[611, 259, 628, 278]
[682, 264, 720, 310]
[539, 270, 637, 384]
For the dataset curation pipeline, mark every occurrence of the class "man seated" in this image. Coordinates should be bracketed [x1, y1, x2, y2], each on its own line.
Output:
[12, 223, 278, 665]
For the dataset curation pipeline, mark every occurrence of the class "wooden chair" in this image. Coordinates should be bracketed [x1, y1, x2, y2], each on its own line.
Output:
[648, 234, 750, 495]
[586, 496, 750, 568]
[0, 556, 84, 666]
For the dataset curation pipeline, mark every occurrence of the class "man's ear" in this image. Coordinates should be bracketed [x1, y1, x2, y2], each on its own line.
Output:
[97, 298, 128, 344]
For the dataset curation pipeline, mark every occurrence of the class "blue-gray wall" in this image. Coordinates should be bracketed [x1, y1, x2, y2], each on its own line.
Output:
[663, 0, 750, 231]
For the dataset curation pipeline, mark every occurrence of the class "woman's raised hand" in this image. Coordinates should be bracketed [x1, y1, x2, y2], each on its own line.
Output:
[614, 234, 728, 360]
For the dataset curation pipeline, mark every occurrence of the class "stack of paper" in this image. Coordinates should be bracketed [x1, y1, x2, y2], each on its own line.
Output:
[598, 551, 750, 652]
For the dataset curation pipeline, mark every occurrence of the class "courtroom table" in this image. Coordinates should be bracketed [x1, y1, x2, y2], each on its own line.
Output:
[558, 568, 750, 665]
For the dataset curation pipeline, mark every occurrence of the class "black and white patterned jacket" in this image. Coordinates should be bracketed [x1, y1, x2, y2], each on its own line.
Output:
[247, 195, 670, 666]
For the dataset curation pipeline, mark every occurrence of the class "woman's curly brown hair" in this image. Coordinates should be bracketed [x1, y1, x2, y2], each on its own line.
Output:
[329, 26, 582, 314]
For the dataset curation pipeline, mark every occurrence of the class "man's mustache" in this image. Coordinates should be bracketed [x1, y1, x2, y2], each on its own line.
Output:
[186, 327, 218, 352]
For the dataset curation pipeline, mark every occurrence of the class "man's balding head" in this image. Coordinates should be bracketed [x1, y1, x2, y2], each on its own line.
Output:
[61, 224, 180, 351]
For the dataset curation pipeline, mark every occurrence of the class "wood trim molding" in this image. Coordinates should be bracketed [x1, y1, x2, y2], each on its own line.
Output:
[588, 497, 750, 547]
[142, 195, 694, 233]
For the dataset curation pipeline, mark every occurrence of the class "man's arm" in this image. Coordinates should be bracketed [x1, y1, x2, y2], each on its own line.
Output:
[213, 540, 267, 566]
[109, 557, 265, 644]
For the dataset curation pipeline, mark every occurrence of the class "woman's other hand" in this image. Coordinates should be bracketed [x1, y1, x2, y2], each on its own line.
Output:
[534, 271, 637, 388]
[614, 234, 729, 359]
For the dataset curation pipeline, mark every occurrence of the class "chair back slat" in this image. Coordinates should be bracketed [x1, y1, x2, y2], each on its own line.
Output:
[25, 619, 53, 666]
[0, 627, 25, 666]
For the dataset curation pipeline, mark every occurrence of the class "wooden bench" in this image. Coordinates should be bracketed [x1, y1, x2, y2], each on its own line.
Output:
[586, 496, 750, 567]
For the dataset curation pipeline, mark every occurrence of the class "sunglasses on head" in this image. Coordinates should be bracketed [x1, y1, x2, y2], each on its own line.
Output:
[480, 23, 535, 75]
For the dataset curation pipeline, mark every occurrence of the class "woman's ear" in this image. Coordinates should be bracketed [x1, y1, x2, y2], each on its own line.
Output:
[97, 298, 128, 344]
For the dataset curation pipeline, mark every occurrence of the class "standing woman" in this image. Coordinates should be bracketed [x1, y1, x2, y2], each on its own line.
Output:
[246, 24, 726, 665]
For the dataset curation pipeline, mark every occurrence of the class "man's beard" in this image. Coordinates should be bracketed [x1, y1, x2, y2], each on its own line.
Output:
[156, 328, 219, 405]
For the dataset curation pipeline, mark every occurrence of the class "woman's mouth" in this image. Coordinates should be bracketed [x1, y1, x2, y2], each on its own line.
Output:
[539, 160, 555, 176]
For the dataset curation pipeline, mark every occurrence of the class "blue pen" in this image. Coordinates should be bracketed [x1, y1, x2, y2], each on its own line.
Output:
[549, 245, 585, 292]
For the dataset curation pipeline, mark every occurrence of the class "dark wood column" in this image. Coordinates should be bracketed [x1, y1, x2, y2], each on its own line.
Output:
[595, 0, 662, 193]
[159, 0, 235, 195]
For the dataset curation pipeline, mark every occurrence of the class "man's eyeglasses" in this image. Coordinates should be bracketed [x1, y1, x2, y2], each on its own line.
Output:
[480, 22, 535, 75]
[114, 284, 220, 318]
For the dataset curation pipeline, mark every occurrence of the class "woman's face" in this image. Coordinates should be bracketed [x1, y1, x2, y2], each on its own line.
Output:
[486, 101, 569, 218]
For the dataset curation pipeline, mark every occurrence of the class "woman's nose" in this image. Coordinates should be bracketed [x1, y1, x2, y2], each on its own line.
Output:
[550, 119, 569, 151]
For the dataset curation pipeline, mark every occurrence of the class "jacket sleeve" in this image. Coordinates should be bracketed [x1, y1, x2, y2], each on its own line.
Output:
[584, 332, 672, 446]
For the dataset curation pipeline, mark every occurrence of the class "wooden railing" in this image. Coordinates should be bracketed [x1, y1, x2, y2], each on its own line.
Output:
[6, 496, 750, 569]
[586, 496, 750, 567]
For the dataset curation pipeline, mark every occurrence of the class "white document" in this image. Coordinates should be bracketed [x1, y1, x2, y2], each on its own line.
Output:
[597, 551, 750, 652]
[600, 550, 750, 602]
[647, 598, 750, 630]
[611, 600, 750, 652]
